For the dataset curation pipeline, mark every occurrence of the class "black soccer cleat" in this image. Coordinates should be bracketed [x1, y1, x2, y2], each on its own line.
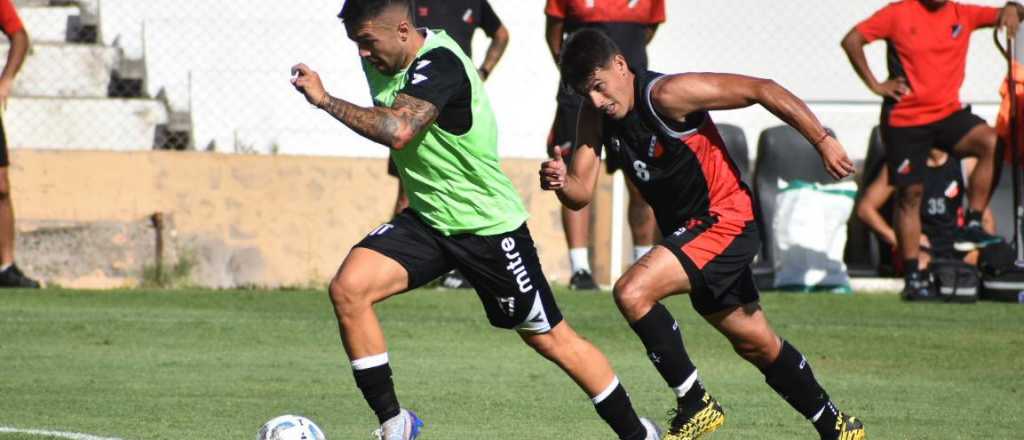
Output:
[664, 392, 725, 440]
[439, 270, 472, 289]
[569, 269, 599, 290]
[0, 263, 40, 288]
[821, 412, 865, 440]
[900, 271, 937, 302]
[954, 223, 1002, 252]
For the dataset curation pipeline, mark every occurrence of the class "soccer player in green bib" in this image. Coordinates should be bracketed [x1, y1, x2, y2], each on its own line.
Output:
[290, 1, 661, 439]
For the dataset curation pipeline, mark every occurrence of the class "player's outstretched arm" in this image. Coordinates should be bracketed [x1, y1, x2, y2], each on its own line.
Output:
[650, 73, 855, 179]
[540, 103, 603, 209]
[290, 63, 438, 150]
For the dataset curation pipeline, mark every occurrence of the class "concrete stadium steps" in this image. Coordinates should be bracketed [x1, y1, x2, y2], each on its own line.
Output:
[6, 97, 168, 150]
[13, 0, 53, 7]
[2, 42, 117, 97]
[20, 6, 79, 43]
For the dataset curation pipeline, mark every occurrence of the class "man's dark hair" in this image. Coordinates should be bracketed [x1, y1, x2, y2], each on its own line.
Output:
[559, 28, 623, 94]
[338, 0, 413, 26]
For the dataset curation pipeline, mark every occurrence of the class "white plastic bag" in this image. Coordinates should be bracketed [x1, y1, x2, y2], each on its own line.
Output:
[772, 178, 857, 292]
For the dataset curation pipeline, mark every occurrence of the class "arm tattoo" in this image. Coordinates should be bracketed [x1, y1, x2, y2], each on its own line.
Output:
[319, 93, 438, 149]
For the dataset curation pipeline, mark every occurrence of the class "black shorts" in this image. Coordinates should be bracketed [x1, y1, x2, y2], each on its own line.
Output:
[0, 111, 9, 167]
[881, 107, 985, 187]
[660, 216, 761, 316]
[355, 209, 564, 334]
[550, 84, 623, 174]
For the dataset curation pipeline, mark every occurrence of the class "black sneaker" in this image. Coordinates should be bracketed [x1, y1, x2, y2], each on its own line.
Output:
[0, 264, 41, 288]
[439, 270, 472, 289]
[900, 271, 937, 302]
[954, 223, 1002, 252]
[569, 269, 598, 290]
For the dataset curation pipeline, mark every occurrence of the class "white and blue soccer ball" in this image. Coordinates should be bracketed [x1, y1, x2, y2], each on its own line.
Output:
[256, 414, 327, 440]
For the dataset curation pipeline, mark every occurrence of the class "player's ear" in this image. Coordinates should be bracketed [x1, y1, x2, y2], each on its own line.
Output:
[397, 19, 411, 42]
[612, 54, 628, 75]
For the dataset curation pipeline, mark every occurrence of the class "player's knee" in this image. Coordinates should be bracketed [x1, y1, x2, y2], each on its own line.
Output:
[731, 338, 776, 366]
[521, 330, 563, 360]
[613, 277, 651, 318]
[328, 274, 371, 317]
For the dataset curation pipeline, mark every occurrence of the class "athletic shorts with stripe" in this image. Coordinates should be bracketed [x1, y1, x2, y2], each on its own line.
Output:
[355, 209, 564, 334]
[660, 215, 761, 316]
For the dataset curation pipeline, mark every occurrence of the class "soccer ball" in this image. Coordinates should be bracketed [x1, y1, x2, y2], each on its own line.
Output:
[256, 414, 327, 440]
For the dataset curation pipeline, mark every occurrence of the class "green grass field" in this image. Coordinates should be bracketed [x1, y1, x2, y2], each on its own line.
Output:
[1, 288, 1022, 439]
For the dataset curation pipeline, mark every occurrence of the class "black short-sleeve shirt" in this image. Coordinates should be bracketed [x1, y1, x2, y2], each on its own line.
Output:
[413, 0, 502, 58]
[398, 45, 473, 135]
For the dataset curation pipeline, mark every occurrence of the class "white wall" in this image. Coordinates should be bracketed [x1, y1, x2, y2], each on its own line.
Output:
[95, 0, 1009, 160]
[483, 0, 1006, 161]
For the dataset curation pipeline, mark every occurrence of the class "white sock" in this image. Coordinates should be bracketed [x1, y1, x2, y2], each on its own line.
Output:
[633, 245, 653, 263]
[672, 370, 699, 398]
[569, 247, 590, 273]
[591, 376, 620, 404]
[351, 352, 389, 370]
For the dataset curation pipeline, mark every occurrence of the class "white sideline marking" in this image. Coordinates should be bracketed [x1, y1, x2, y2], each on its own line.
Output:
[0, 426, 125, 440]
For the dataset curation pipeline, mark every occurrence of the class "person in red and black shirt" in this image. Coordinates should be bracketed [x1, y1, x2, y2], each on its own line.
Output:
[842, 0, 1022, 300]
[542, 29, 864, 440]
[0, 0, 37, 288]
[545, 0, 664, 290]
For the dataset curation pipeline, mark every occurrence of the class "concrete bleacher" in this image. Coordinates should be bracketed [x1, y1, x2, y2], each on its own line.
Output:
[19, 6, 79, 43]
[2, 0, 168, 150]
[5, 97, 168, 150]
[1, 42, 116, 97]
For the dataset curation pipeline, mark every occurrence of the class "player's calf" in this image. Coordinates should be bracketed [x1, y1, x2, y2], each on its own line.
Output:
[760, 341, 866, 440]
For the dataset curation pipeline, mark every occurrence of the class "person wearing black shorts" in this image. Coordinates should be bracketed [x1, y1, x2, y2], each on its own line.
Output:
[544, 0, 664, 289]
[842, 0, 1022, 299]
[543, 30, 865, 439]
[292, 2, 659, 438]
[0, 0, 38, 288]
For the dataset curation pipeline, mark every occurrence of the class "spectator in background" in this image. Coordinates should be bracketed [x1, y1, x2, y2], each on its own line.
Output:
[545, 0, 664, 290]
[387, 0, 510, 289]
[0, 0, 37, 288]
[857, 150, 996, 272]
[841, 0, 1022, 300]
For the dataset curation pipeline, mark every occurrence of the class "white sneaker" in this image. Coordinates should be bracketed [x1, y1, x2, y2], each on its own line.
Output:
[640, 417, 663, 440]
[372, 409, 424, 440]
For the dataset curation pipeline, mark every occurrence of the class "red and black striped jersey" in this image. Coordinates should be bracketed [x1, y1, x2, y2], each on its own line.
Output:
[599, 70, 755, 235]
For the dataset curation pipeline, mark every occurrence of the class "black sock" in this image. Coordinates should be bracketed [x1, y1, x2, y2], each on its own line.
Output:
[676, 377, 709, 417]
[630, 303, 698, 391]
[966, 209, 983, 226]
[760, 341, 838, 438]
[903, 259, 920, 277]
[594, 381, 647, 440]
[352, 363, 401, 424]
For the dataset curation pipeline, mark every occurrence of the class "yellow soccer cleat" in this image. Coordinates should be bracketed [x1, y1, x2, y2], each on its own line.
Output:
[828, 413, 866, 440]
[663, 392, 725, 440]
